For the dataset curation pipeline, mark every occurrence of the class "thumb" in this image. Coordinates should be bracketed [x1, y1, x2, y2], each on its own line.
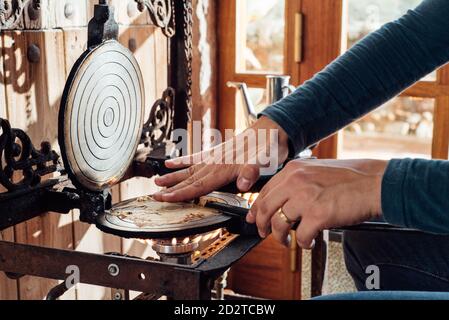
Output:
[237, 164, 260, 192]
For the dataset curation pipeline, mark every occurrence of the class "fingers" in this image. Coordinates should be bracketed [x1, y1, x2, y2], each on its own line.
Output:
[249, 185, 290, 238]
[270, 200, 301, 246]
[155, 164, 204, 187]
[295, 217, 320, 250]
[247, 169, 289, 225]
[153, 166, 209, 201]
[156, 172, 233, 202]
[236, 164, 260, 192]
[164, 144, 225, 169]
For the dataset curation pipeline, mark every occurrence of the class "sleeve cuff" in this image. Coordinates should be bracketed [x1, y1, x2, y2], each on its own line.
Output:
[381, 158, 412, 227]
[259, 106, 306, 157]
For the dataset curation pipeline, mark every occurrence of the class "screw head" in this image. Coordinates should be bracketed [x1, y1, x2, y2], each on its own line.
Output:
[108, 264, 120, 277]
[113, 292, 122, 300]
[64, 2, 75, 19]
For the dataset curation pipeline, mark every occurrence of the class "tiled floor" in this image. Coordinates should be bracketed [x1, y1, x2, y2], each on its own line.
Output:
[301, 235, 356, 299]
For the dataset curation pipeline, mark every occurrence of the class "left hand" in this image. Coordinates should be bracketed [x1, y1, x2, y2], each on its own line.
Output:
[246, 159, 388, 249]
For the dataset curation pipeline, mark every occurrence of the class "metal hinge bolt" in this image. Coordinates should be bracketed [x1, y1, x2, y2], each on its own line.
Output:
[108, 264, 120, 277]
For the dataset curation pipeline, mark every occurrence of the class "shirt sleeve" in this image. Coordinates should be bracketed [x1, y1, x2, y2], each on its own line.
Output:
[382, 159, 449, 234]
[260, 0, 449, 233]
[260, 0, 449, 154]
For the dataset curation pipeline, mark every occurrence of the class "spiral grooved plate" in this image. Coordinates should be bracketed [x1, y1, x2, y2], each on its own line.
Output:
[60, 40, 145, 191]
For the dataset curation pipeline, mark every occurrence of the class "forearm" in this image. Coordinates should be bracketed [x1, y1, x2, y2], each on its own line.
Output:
[261, 0, 449, 154]
[382, 159, 449, 234]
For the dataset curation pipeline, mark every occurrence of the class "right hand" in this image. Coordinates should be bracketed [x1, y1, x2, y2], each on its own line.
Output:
[153, 116, 290, 202]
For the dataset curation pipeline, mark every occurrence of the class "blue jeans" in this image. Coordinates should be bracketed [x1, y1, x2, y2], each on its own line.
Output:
[314, 291, 449, 300]
[343, 230, 449, 292]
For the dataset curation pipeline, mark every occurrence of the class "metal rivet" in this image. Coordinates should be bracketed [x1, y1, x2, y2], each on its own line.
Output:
[128, 38, 137, 53]
[27, 44, 41, 64]
[108, 264, 120, 277]
[64, 2, 75, 19]
[113, 292, 122, 300]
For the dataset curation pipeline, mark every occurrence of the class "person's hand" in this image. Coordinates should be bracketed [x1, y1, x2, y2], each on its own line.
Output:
[153, 116, 290, 202]
[247, 159, 388, 249]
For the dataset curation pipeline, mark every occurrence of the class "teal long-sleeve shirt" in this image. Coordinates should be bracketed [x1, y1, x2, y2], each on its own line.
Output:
[260, 0, 449, 234]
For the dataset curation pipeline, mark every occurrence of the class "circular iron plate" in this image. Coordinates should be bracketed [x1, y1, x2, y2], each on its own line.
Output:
[59, 40, 145, 191]
[96, 192, 249, 239]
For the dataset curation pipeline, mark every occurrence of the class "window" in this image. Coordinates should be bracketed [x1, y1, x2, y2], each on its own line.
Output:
[238, 0, 285, 73]
[339, 0, 449, 160]
[342, 97, 435, 159]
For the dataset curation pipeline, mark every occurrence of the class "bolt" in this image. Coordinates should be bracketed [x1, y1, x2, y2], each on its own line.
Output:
[64, 2, 74, 19]
[27, 44, 41, 63]
[33, 0, 41, 10]
[113, 292, 122, 300]
[128, 38, 137, 53]
[108, 264, 120, 277]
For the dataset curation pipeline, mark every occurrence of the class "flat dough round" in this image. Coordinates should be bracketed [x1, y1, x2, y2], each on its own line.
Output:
[96, 192, 248, 239]
[110, 195, 222, 228]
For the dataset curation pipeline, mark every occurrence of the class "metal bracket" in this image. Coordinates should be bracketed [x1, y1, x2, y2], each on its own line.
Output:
[0, 118, 60, 192]
[141, 87, 175, 148]
[88, 1, 119, 48]
[135, 0, 175, 37]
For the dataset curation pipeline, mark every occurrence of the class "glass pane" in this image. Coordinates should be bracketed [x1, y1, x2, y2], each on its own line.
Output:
[238, 0, 285, 73]
[346, 0, 437, 81]
[339, 97, 435, 159]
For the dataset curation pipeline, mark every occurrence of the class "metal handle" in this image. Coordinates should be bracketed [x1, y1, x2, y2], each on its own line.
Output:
[283, 84, 297, 95]
[227, 81, 258, 126]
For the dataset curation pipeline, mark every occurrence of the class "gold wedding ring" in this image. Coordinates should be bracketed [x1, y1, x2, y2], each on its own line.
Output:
[277, 208, 296, 225]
